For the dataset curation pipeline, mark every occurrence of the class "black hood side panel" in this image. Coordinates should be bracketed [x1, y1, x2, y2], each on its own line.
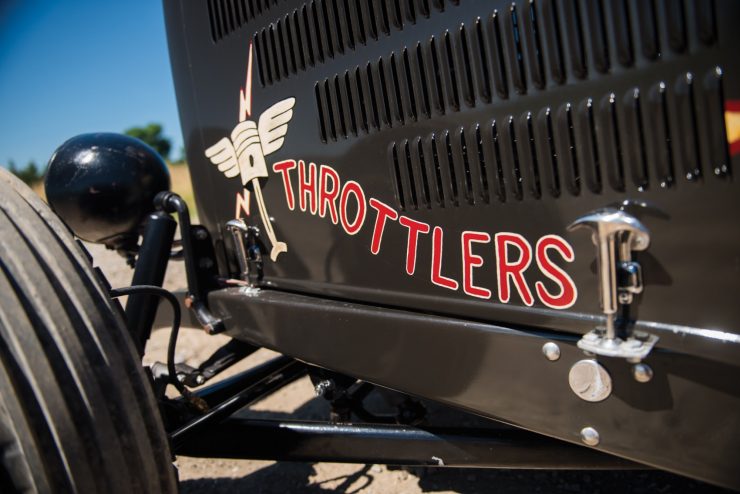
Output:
[164, 0, 740, 343]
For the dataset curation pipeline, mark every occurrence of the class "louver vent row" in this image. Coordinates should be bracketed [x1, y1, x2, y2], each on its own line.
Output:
[254, 0, 460, 86]
[208, 0, 283, 42]
[388, 69, 729, 211]
[316, 0, 717, 142]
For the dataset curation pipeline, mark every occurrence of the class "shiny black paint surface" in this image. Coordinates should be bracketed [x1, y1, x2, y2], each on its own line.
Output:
[45, 132, 170, 248]
[210, 286, 740, 489]
[163, 0, 740, 486]
[165, 0, 740, 340]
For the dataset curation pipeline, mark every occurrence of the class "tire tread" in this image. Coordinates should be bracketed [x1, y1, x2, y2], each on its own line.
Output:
[0, 168, 177, 493]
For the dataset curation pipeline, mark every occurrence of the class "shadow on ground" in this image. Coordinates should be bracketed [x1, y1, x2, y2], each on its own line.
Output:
[180, 465, 728, 494]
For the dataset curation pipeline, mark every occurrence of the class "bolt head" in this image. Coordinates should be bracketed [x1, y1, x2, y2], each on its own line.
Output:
[580, 427, 600, 446]
[583, 331, 599, 342]
[625, 339, 643, 349]
[195, 374, 206, 385]
[542, 342, 561, 361]
[632, 363, 654, 383]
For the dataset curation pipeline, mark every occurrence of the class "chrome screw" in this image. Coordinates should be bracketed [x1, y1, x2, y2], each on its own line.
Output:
[542, 342, 561, 361]
[632, 363, 654, 383]
[314, 379, 335, 397]
[580, 427, 600, 446]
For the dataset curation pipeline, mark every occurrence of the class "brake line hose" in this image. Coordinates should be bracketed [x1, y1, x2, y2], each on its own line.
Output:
[110, 284, 208, 412]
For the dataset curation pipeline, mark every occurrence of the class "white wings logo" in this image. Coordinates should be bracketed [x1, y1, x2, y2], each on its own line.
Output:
[205, 42, 295, 261]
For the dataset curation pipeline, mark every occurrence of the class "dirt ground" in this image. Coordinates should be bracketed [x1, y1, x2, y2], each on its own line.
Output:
[87, 243, 727, 494]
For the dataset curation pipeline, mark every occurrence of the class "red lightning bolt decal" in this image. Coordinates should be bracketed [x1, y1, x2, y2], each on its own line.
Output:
[239, 42, 253, 122]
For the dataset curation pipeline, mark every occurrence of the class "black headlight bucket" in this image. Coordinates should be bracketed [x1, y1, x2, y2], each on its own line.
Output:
[44, 132, 170, 250]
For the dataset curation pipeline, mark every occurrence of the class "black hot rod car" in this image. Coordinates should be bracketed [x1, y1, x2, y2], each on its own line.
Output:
[1, 0, 739, 492]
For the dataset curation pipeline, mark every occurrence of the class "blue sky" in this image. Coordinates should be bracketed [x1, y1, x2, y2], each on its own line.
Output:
[0, 0, 182, 168]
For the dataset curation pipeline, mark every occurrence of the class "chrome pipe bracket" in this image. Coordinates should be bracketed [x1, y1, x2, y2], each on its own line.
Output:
[568, 208, 657, 361]
[578, 329, 658, 362]
[226, 220, 263, 287]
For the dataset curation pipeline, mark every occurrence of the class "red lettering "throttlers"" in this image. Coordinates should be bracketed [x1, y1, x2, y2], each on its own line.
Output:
[271, 159, 577, 309]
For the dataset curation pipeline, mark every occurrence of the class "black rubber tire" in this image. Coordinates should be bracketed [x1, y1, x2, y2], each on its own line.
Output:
[0, 168, 177, 493]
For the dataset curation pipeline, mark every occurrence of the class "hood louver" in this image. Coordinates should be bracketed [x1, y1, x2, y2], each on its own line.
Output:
[388, 68, 729, 211]
[315, 0, 717, 142]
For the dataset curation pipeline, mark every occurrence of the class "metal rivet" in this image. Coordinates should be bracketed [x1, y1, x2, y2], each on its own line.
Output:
[568, 359, 612, 402]
[580, 427, 600, 446]
[542, 342, 560, 361]
[632, 363, 653, 383]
